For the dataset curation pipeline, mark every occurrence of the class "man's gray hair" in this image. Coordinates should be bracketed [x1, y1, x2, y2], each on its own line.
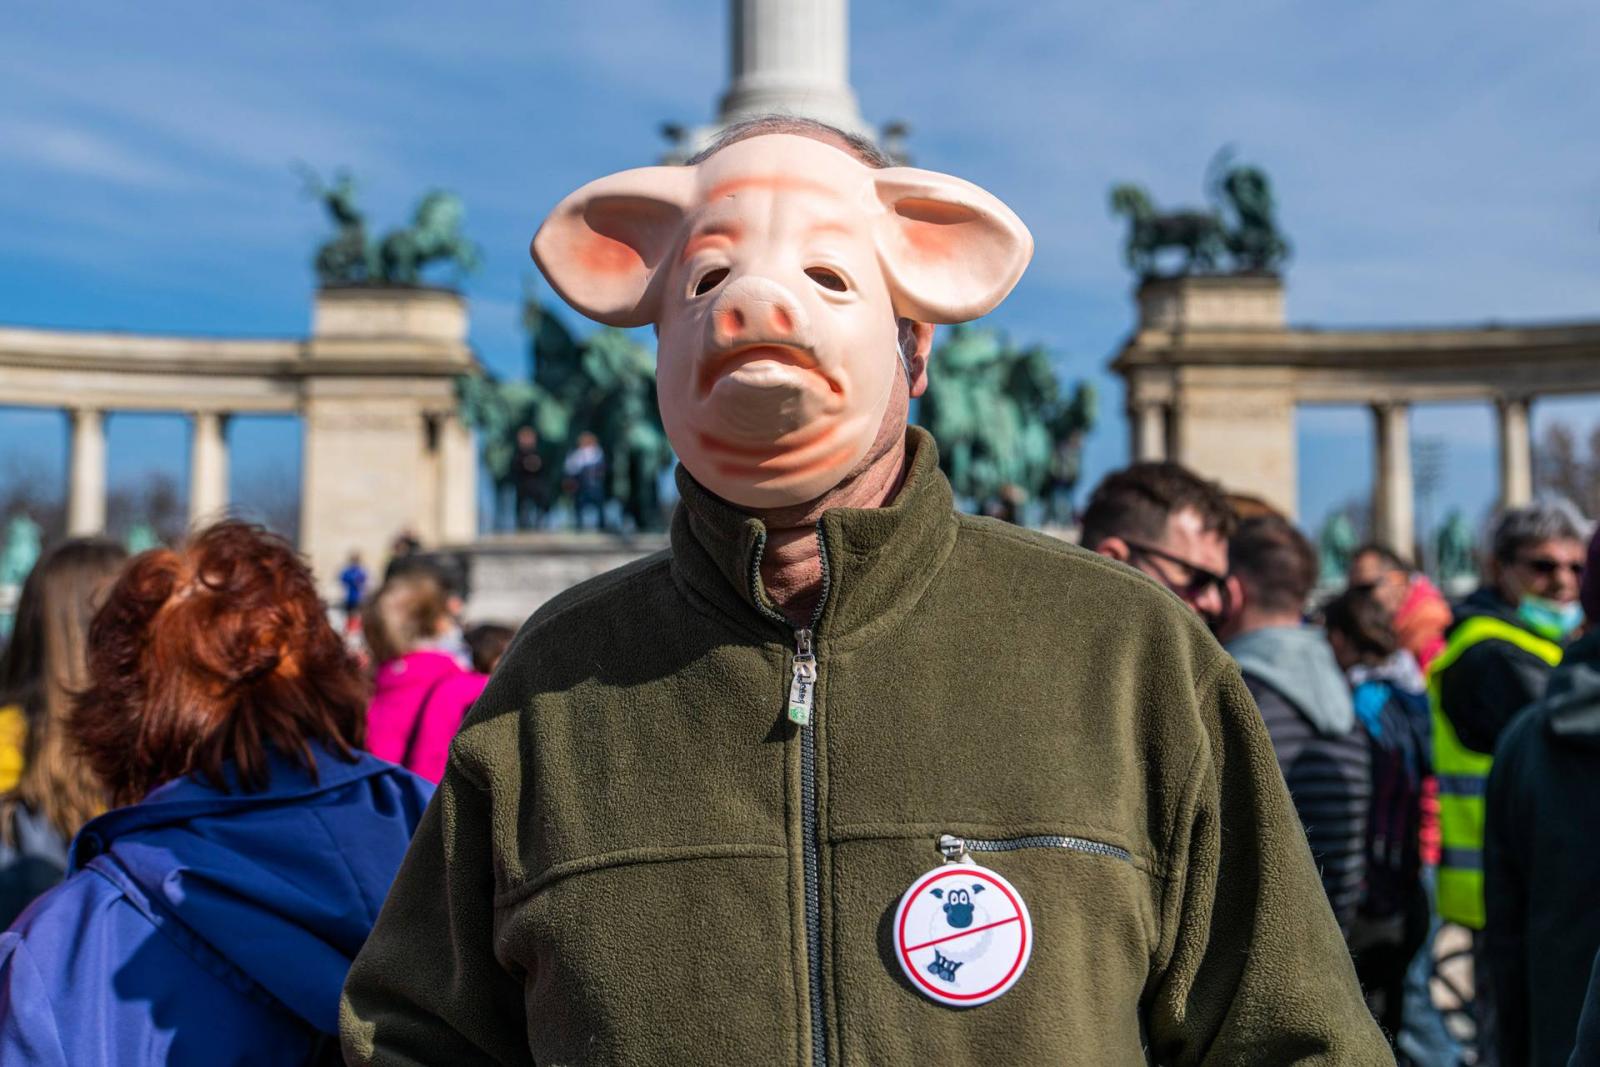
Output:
[684, 115, 892, 169]
[1488, 496, 1593, 563]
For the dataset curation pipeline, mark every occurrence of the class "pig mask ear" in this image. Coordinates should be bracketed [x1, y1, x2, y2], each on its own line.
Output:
[874, 169, 1033, 324]
[531, 166, 696, 328]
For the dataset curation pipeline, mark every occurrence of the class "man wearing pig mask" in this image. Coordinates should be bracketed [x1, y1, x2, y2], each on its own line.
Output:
[343, 118, 1389, 1065]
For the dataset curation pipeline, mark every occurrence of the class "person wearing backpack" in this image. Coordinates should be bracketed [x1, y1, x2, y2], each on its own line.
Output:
[1324, 587, 1432, 1046]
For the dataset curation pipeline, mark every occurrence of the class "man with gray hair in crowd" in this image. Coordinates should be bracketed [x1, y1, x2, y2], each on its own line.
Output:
[1429, 497, 1589, 1062]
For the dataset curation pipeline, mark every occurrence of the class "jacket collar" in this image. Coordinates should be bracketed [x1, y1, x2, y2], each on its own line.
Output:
[69, 744, 395, 870]
[669, 426, 958, 643]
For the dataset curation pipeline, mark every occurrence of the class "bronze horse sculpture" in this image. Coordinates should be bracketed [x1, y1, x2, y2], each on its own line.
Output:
[1110, 153, 1291, 278]
[304, 168, 481, 286]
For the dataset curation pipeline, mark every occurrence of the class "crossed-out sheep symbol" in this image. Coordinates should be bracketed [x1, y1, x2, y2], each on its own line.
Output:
[926, 884, 991, 984]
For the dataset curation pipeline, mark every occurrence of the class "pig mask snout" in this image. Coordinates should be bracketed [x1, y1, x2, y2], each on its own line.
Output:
[700, 275, 831, 398]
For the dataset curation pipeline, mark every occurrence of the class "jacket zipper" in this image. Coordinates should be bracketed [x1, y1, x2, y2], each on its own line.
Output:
[939, 832, 1133, 865]
[750, 522, 832, 1067]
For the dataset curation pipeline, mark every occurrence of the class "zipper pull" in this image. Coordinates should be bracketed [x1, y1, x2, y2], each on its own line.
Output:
[788, 628, 817, 726]
[938, 833, 971, 864]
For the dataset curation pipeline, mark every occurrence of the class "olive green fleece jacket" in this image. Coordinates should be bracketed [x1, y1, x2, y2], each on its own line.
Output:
[341, 428, 1391, 1066]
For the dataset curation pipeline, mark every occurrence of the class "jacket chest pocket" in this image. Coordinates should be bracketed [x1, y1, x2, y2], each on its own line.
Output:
[829, 829, 1156, 1066]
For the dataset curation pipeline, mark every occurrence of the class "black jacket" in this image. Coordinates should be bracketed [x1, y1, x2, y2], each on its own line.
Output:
[1436, 588, 1558, 755]
[1484, 629, 1600, 1067]
[1241, 675, 1371, 936]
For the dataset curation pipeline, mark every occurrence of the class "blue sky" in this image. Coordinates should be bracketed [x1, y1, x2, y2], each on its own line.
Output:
[2, 0, 1598, 539]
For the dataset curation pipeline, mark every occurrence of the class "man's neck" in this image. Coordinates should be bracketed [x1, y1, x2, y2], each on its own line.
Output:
[749, 432, 910, 628]
[1229, 609, 1305, 641]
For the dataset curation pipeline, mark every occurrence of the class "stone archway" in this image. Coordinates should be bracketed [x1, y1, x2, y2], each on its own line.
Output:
[0, 286, 479, 595]
[1112, 275, 1600, 553]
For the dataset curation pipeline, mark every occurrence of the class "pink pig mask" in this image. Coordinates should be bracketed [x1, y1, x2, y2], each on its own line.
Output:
[532, 133, 1032, 509]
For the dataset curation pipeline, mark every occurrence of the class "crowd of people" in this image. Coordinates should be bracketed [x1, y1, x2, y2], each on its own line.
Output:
[0, 521, 517, 1062]
[1079, 461, 1600, 1066]
[0, 461, 1593, 1062]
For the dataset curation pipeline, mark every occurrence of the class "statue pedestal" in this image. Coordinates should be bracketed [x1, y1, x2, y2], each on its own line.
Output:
[431, 531, 670, 625]
[1116, 273, 1297, 517]
[1134, 273, 1285, 332]
[300, 285, 478, 601]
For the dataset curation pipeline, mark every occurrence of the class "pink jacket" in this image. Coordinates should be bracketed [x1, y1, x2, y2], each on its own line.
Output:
[366, 650, 488, 783]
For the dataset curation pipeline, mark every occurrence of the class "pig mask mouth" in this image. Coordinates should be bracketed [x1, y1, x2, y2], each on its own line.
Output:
[685, 334, 859, 449]
[695, 342, 841, 401]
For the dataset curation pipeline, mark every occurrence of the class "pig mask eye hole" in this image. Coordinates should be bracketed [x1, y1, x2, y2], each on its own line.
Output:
[805, 267, 847, 292]
[693, 268, 730, 297]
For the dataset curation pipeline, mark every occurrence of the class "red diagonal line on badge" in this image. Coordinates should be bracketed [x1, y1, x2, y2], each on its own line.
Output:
[903, 915, 1020, 953]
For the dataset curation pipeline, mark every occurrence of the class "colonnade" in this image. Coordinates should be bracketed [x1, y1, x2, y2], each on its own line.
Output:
[4, 286, 480, 597]
[1368, 396, 1532, 556]
[1113, 274, 1599, 565]
[1129, 393, 1535, 558]
[64, 407, 231, 536]
[62, 402, 476, 550]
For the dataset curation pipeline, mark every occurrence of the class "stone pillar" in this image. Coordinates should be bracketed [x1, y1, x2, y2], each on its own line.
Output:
[720, 0, 867, 134]
[1497, 396, 1533, 509]
[1168, 367, 1298, 517]
[302, 390, 435, 594]
[1371, 402, 1414, 557]
[1132, 402, 1168, 462]
[300, 286, 474, 598]
[437, 412, 478, 544]
[66, 407, 106, 535]
[188, 411, 230, 525]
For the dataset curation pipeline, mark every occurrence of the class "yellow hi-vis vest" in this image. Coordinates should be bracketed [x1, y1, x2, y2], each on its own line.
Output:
[1427, 615, 1563, 929]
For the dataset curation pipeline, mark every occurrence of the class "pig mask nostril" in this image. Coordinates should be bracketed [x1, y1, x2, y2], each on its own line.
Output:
[716, 308, 745, 339]
[770, 305, 793, 334]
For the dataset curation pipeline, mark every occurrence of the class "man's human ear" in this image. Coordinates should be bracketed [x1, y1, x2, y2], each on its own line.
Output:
[900, 319, 935, 398]
[1225, 575, 1245, 613]
[1093, 536, 1130, 563]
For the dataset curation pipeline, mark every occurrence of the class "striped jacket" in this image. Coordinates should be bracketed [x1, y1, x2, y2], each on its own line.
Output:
[1242, 674, 1372, 935]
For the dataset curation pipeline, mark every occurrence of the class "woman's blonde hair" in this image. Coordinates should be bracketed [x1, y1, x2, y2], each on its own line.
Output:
[362, 567, 453, 667]
[0, 537, 127, 842]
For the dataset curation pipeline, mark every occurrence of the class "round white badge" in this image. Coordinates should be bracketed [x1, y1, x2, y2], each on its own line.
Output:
[893, 861, 1033, 1007]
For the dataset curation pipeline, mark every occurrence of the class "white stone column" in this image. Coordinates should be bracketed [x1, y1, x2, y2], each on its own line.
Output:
[437, 412, 478, 544]
[1371, 402, 1414, 557]
[66, 407, 106, 535]
[720, 0, 866, 133]
[1497, 396, 1533, 509]
[1132, 403, 1168, 463]
[188, 411, 229, 526]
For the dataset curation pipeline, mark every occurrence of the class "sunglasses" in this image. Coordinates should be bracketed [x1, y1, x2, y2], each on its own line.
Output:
[1517, 556, 1585, 578]
[1123, 540, 1231, 607]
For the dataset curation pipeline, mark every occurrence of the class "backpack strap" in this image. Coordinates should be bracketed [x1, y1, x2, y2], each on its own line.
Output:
[399, 675, 451, 770]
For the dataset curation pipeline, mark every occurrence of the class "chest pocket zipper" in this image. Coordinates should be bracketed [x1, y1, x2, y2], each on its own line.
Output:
[939, 832, 1133, 865]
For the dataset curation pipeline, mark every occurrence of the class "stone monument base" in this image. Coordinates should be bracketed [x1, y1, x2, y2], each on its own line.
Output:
[435, 531, 669, 627]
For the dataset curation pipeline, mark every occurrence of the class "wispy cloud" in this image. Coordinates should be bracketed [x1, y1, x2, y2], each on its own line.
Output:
[0, 117, 197, 190]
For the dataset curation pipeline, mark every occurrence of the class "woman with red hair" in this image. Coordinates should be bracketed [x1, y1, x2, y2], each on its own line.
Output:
[0, 522, 432, 1066]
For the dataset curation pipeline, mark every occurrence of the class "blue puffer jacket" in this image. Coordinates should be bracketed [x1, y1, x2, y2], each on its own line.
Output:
[0, 744, 432, 1065]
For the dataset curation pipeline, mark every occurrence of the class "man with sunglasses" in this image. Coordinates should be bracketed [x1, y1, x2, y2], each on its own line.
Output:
[1080, 462, 1236, 628]
[1429, 499, 1589, 1063]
